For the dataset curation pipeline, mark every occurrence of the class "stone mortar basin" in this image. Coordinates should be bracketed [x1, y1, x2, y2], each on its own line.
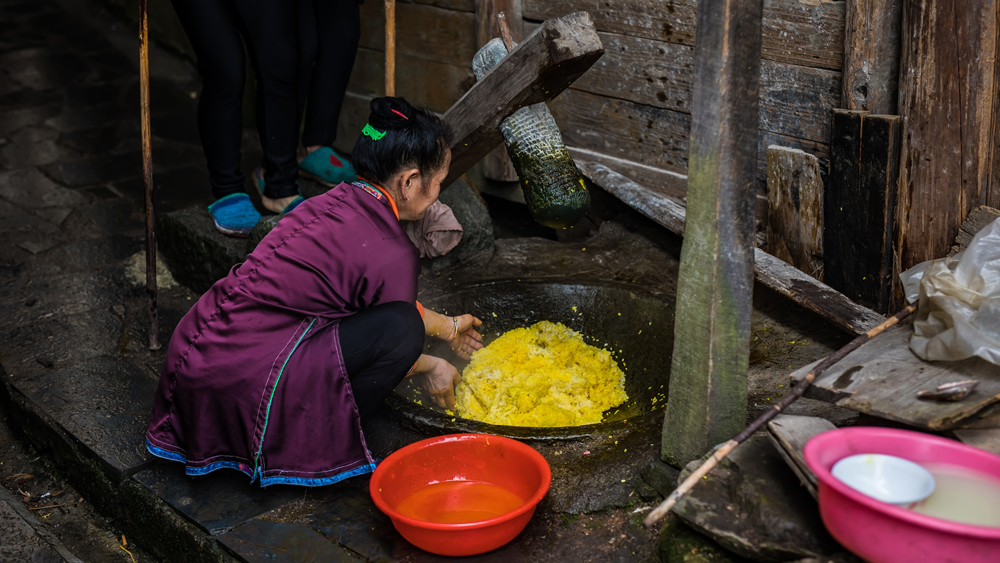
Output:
[388, 280, 675, 441]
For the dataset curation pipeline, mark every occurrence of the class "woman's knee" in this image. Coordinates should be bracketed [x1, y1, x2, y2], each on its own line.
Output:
[388, 301, 424, 348]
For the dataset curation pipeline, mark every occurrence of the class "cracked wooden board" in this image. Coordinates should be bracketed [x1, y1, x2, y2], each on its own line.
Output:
[790, 327, 1000, 430]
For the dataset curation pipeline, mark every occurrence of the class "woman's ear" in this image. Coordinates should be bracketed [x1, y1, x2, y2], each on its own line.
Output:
[400, 168, 421, 200]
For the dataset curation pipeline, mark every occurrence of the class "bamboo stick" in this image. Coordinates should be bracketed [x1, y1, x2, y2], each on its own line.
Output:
[643, 303, 918, 528]
[385, 0, 396, 96]
[138, 0, 160, 351]
[497, 12, 514, 51]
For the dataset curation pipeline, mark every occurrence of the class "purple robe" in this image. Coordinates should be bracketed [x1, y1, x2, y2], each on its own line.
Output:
[146, 182, 419, 486]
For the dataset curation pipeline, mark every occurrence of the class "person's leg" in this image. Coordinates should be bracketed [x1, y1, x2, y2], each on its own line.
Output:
[231, 0, 301, 202]
[301, 0, 361, 149]
[339, 301, 424, 420]
[170, 0, 247, 200]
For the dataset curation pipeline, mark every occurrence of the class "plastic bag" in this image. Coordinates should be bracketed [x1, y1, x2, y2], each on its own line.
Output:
[899, 216, 1000, 365]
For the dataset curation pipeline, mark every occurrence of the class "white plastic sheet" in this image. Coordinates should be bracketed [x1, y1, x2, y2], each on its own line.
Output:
[900, 217, 1000, 365]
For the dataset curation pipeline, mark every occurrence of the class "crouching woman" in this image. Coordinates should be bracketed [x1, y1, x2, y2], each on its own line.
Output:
[146, 97, 482, 486]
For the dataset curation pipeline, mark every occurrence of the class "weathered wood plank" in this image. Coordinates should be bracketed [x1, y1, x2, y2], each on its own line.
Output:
[753, 249, 885, 335]
[790, 327, 1000, 430]
[952, 429, 1000, 456]
[826, 112, 902, 313]
[526, 22, 839, 143]
[842, 0, 902, 113]
[579, 162, 886, 336]
[951, 206, 1000, 254]
[413, 0, 475, 12]
[578, 161, 687, 235]
[548, 88, 692, 175]
[662, 0, 763, 466]
[767, 146, 824, 280]
[441, 12, 605, 188]
[767, 415, 837, 498]
[523, 0, 844, 70]
[349, 47, 475, 113]
[895, 0, 1000, 289]
[475, 0, 522, 182]
[359, 1, 477, 67]
[570, 147, 688, 201]
[756, 130, 829, 197]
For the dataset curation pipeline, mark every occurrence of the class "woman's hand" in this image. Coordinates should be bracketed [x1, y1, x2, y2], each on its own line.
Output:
[416, 356, 462, 409]
[446, 314, 483, 360]
[424, 310, 484, 360]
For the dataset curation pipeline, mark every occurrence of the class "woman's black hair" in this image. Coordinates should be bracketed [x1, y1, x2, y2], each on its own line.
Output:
[351, 97, 453, 188]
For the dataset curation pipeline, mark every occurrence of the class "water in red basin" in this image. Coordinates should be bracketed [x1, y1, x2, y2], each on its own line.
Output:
[394, 480, 525, 524]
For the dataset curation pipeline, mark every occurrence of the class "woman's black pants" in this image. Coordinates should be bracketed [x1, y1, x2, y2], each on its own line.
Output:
[339, 301, 424, 420]
[169, 0, 360, 201]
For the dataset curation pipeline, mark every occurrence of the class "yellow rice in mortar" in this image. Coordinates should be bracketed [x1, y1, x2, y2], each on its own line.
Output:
[455, 321, 628, 427]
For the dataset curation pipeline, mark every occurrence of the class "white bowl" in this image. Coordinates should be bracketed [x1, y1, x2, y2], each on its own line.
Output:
[832, 453, 936, 506]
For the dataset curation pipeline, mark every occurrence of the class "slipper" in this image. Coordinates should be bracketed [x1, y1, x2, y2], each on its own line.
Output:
[298, 146, 357, 187]
[253, 167, 304, 214]
[207, 193, 261, 238]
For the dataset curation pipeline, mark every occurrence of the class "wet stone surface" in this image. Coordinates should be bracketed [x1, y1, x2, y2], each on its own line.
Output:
[219, 519, 357, 563]
[11, 356, 158, 481]
[132, 463, 304, 535]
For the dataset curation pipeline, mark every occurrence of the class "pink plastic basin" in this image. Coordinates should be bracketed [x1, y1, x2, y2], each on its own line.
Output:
[804, 427, 1000, 563]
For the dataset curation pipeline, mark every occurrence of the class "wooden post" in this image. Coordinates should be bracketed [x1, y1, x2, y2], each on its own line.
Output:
[826, 110, 901, 313]
[894, 0, 1000, 303]
[661, 0, 763, 466]
[441, 12, 603, 188]
[766, 146, 824, 281]
[475, 0, 522, 182]
[842, 0, 903, 113]
[385, 0, 396, 96]
[138, 0, 159, 351]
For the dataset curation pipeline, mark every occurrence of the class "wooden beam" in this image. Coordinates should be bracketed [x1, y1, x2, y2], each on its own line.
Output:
[842, 0, 902, 113]
[895, 0, 1000, 291]
[441, 11, 604, 188]
[579, 161, 887, 336]
[766, 145, 824, 281]
[475, 0, 522, 182]
[661, 0, 764, 467]
[826, 110, 901, 313]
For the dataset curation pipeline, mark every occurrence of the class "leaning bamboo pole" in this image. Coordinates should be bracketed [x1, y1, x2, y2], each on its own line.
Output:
[138, 0, 160, 351]
[643, 303, 918, 528]
[385, 0, 396, 96]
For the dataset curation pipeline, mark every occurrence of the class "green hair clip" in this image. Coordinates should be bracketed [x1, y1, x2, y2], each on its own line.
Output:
[362, 123, 386, 141]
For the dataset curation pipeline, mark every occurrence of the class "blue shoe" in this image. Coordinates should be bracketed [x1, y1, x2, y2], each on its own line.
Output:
[207, 193, 261, 237]
[298, 147, 356, 187]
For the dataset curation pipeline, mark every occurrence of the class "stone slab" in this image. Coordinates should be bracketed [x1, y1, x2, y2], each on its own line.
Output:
[1, 308, 124, 378]
[10, 356, 158, 481]
[673, 435, 839, 562]
[219, 519, 356, 563]
[0, 485, 83, 563]
[132, 463, 303, 535]
[156, 205, 247, 294]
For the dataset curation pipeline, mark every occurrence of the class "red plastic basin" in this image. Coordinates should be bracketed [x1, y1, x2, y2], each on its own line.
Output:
[369, 433, 551, 557]
[804, 427, 1000, 563]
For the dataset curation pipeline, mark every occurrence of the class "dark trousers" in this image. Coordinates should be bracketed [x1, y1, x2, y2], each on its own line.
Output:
[297, 0, 361, 148]
[339, 301, 424, 419]
[171, 0, 302, 200]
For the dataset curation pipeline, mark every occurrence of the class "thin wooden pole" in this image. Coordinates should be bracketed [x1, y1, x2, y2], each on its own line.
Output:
[138, 0, 160, 351]
[643, 303, 917, 528]
[496, 12, 514, 51]
[385, 0, 396, 96]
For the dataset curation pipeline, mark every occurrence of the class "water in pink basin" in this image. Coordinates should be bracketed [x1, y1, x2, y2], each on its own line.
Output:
[804, 427, 1000, 563]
